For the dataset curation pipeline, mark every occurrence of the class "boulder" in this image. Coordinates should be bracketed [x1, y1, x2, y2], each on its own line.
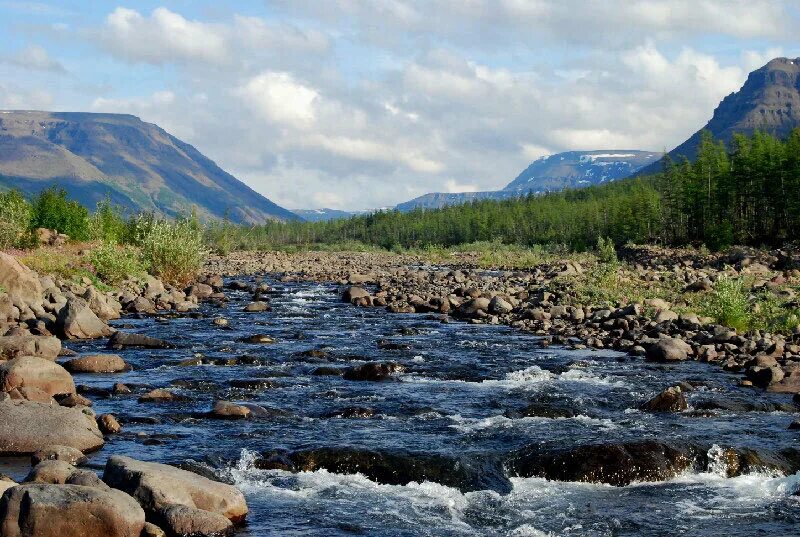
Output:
[159, 504, 233, 537]
[456, 297, 491, 317]
[209, 401, 251, 420]
[646, 337, 693, 362]
[243, 301, 270, 312]
[63, 354, 129, 374]
[342, 362, 405, 381]
[0, 356, 75, 396]
[126, 297, 156, 314]
[0, 484, 145, 537]
[98, 414, 122, 434]
[138, 389, 186, 403]
[7, 386, 55, 404]
[0, 335, 61, 361]
[342, 286, 370, 304]
[0, 253, 44, 313]
[103, 456, 248, 522]
[0, 400, 104, 454]
[507, 440, 698, 486]
[489, 296, 513, 315]
[31, 445, 87, 466]
[56, 298, 113, 340]
[24, 460, 76, 484]
[108, 332, 173, 349]
[83, 287, 121, 321]
[641, 386, 688, 412]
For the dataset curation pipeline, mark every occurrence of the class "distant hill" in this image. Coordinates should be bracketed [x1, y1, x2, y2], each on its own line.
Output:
[638, 57, 800, 176]
[395, 150, 659, 211]
[292, 208, 356, 222]
[0, 111, 297, 223]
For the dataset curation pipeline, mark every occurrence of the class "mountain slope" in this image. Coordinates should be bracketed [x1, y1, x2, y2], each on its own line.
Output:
[292, 208, 357, 222]
[0, 111, 297, 223]
[638, 57, 800, 176]
[395, 150, 658, 211]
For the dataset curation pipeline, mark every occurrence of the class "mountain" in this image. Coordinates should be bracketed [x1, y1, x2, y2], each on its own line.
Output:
[638, 57, 800, 176]
[292, 208, 356, 222]
[0, 111, 298, 223]
[395, 150, 659, 211]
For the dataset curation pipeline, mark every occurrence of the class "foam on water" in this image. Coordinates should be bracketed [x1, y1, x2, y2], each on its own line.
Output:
[447, 413, 616, 433]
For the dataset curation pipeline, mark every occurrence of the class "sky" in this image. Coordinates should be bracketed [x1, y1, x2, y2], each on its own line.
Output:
[0, 1, 798, 211]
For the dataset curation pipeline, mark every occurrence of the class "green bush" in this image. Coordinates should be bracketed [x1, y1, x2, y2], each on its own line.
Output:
[0, 190, 32, 249]
[131, 215, 207, 284]
[89, 199, 127, 243]
[89, 242, 147, 286]
[701, 276, 751, 332]
[30, 188, 90, 240]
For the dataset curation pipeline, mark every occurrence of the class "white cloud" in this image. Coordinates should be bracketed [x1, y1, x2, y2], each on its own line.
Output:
[2, 45, 65, 72]
[236, 72, 318, 128]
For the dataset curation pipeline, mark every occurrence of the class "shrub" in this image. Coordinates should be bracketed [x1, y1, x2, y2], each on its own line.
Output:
[596, 236, 619, 266]
[0, 190, 32, 249]
[30, 187, 90, 240]
[701, 276, 751, 332]
[132, 215, 207, 284]
[89, 199, 127, 243]
[89, 242, 147, 286]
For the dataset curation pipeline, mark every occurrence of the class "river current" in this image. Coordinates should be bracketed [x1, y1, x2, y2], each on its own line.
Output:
[8, 276, 800, 536]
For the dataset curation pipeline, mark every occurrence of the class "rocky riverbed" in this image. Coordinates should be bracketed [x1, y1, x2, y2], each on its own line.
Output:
[0, 247, 799, 535]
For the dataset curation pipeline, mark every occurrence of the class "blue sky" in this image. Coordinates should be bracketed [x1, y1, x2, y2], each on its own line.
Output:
[1, 1, 799, 210]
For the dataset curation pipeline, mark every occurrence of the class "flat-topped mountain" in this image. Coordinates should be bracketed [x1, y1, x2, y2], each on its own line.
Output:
[638, 57, 800, 175]
[395, 150, 659, 211]
[0, 111, 297, 223]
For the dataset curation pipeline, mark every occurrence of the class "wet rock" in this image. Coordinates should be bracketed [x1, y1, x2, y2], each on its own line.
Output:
[257, 447, 511, 494]
[138, 389, 187, 403]
[0, 483, 145, 537]
[0, 335, 61, 361]
[31, 445, 87, 466]
[98, 414, 122, 434]
[108, 332, 173, 349]
[112, 382, 132, 395]
[342, 362, 405, 381]
[322, 407, 376, 419]
[141, 522, 167, 537]
[103, 456, 248, 523]
[0, 356, 75, 396]
[312, 366, 343, 376]
[56, 297, 113, 340]
[0, 400, 104, 454]
[159, 504, 233, 537]
[241, 334, 276, 344]
[209, 401, 251, 420]
[63, 354, 129, 373]
[641, 386, 688, 412]
[507, 440, 699, 486]
[243, 301, 270, 313]
[504, 403, 580, 419]
[646, 337, 693, 362]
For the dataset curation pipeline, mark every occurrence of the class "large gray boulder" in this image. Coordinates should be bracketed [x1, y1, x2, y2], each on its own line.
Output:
[646, 337, 693, 362]
[0, 484, 145, 537]
[103, 456, 248, 523]
[0, 400, 104, 454]
[83, 287, 121, 321]
[160, 504, 233, 536]
[0, 335, 61, 361]
[0, 253, 44, 314]
[56, 298, 114, 340]
[0, 356, 75, 396]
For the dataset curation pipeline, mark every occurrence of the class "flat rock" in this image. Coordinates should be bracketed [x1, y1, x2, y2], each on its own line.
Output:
[107, 332, 173, 349]
[0, 400, 104, 454]
[31, 444, 87, 466]
[0, 483, 145, 537]
[0, 356, 75, 396]
[63, 354, 129, 373]
[103, 456, 248, 522]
